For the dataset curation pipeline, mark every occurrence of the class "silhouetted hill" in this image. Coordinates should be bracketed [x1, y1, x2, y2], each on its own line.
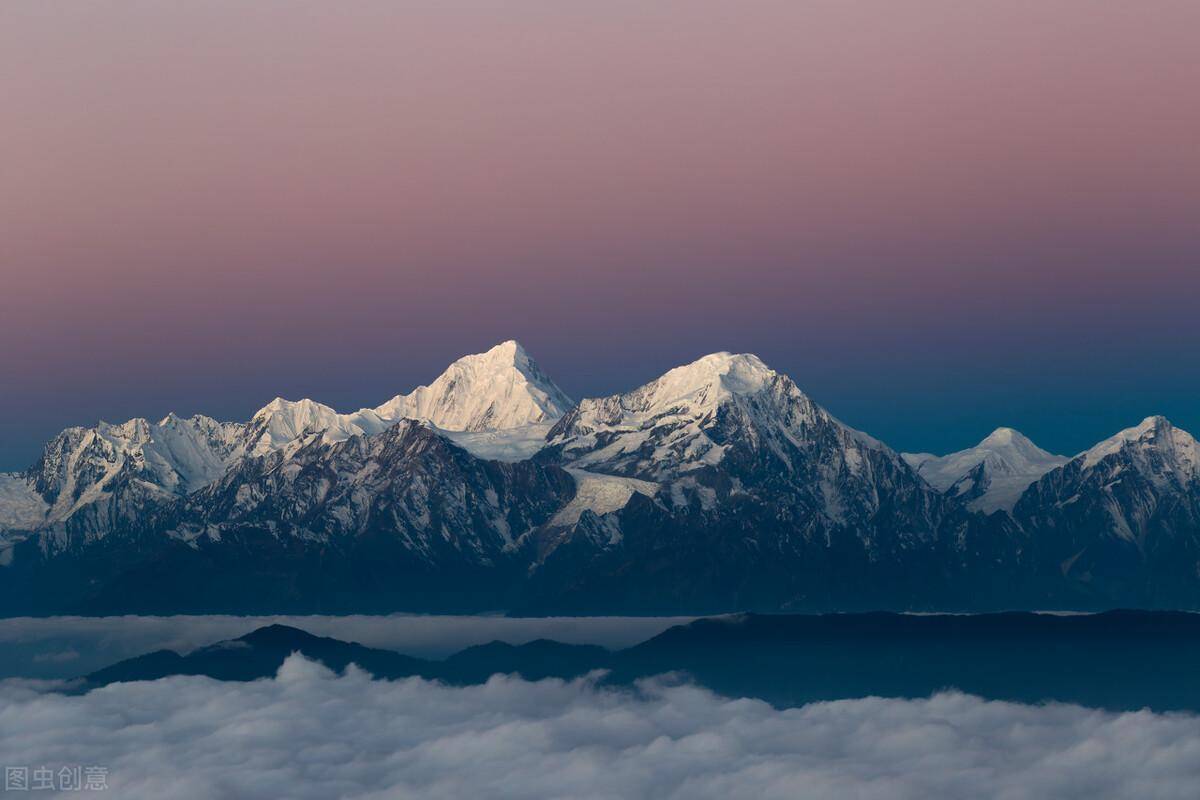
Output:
[81, 611, 1200, 712]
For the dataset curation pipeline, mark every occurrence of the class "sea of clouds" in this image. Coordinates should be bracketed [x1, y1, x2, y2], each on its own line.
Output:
[3, 654, 1200, 799]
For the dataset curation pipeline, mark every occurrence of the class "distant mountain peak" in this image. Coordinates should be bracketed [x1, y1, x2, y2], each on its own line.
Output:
[13, 412, 245, 527]
[244, 397, 383, 456]
[903, 427, 1067, 514]
[253, 397, 332, 422]
[551, 351, 785, 442]
[481, 338, 529, 364]
[648, 352, 776, 404]
[239, 342, 573, 457]
[547, 351, 901, 527]
[1016, 417, 1200, 554]
[1080, 415, 1197, 474]
[375, 341, 573, 432]
[980, 427, 1023, 446]
[976, 427, 1063, 461]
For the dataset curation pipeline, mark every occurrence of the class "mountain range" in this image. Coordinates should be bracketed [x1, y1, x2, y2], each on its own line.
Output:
[79, 611, 1200, 712]
[2, 340, 1198, 615]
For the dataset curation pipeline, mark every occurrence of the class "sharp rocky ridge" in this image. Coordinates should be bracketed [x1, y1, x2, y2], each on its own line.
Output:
[1, 341, 1198, 615]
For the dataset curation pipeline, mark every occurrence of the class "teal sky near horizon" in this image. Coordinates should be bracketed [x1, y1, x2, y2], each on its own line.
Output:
[1, 0, 1198, 471]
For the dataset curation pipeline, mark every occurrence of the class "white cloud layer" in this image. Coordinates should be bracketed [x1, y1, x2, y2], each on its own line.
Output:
[3, 655, 1200, 800]
[0, 614, 694, 679]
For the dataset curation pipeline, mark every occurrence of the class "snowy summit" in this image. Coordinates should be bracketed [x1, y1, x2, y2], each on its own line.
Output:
[903, 428, 1069, 514]
[246, 340, 574, 456]
[374, 340, 572, 432]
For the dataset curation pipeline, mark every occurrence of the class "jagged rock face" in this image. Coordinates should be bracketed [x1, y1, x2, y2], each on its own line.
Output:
[15, 414, 244, 542]
[1, 420, 578, 616]
[546, 353, 945, 550]
[524, 353, 989, 613]
[1014, 417, 1200, 605]
[29, 415, 244, 503]
[180, 420, 575, 566]
[6, 342, 573, 542]
[523, 502, 1019, 615]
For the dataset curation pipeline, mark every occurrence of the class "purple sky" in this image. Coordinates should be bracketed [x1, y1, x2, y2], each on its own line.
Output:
[2, 0, 1198, 470]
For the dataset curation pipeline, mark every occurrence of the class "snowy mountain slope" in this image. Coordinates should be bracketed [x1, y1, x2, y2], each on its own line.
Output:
[902, 428, 1068, 514]
[1017, 416, 1200, 542]
[1078, 415, 1199, 478]
[22, 414, 244, 529]
[549, 469, 658, 527]
[519, 350, 988, 616]
[547, 352, 769, 479]
[176, 419, 576, 564]
[441, 423, 556, 463]
[545, 352, 915, 525]
[548, 352, 876, 474]
[0, 419, 578, 615]
[0, 473, 47, 533]
[1012, 416, 1200, 602]
[243, 399, 390, 457]
[243, 341, 571, 458]
[375, 340, 572, 432]
[1, 342, 570, 536]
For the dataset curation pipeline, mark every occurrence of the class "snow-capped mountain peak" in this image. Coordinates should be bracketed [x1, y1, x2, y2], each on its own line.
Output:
[657, 350, 768, 391]
[979, 427, 1023, 447]
[1014, 416, 1200, 553]
[13, 413, 244, 530]
[252, 397, 326, 428]
[903, 428, 1068, 514]
[546, 350, 901, 528]
[555, 352, 782, 438]
[975, 427, 1066, 466]
[241, 342, 573, 457]
[246, 398, 389, 456]
[1080, 416, 1198, 477]
[374, 340, 573, 432]
[645, 351, 776, 408]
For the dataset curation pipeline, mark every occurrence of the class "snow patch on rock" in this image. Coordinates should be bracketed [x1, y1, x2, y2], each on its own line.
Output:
[551, 469, 658, 526]
[442, 423, 554, 463]
[0, 474, 48, 532]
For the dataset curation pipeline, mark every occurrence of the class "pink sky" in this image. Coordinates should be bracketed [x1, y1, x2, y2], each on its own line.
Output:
[1, 0, 1198, 466]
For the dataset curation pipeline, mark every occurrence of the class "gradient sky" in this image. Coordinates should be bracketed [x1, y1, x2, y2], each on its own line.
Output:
[2, 0, 1198, 471]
